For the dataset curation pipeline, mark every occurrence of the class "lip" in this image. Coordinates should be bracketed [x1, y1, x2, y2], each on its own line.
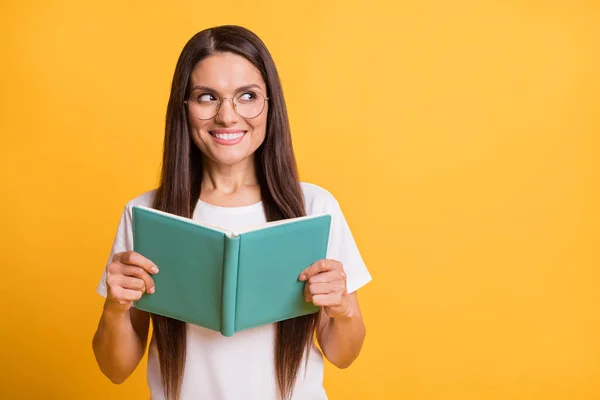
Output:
[210, 129, 246, 134]
[209, 129, 247, 146]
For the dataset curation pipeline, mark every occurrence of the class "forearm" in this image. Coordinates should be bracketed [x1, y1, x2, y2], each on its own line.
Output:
[319, 308, 366, 369]
[92, 306, 146, 384]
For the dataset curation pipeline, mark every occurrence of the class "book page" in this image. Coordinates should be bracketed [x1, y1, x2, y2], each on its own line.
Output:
[134, 205, 330, 238]
[232, 214, 329, 236]
[134, 205, 232, 235]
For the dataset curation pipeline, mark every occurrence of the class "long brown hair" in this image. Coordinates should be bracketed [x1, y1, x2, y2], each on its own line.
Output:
[150, 25, 319, 400]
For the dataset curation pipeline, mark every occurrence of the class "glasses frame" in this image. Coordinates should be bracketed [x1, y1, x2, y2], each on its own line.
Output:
[183, 91, 270, 120]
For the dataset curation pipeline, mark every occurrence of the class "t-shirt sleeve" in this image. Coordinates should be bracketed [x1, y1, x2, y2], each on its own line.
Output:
[325, 200, 372, 294]
[96, 205, 134, 298]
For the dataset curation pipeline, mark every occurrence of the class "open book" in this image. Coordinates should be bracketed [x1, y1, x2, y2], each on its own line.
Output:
[131, 205, 331, 336]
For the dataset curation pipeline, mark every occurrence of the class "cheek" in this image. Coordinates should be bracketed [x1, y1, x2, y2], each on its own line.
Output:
[253, 125, 267, 141]
[189, 118, 208, 134]
[250, 116, 268, 141]
[187, 119, 211, 150]
[188, 119, 211, 140]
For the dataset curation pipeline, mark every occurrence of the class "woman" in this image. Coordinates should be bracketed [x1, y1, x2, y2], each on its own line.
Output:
[92, 25, 372, 400]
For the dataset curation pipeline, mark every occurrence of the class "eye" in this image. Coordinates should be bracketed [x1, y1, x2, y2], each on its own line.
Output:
[195, 93, 217, 104]
[236, 91, 257, 103]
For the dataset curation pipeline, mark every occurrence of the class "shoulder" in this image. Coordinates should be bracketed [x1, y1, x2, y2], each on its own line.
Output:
[300, 182, 340, 215]
[301, 182, 372, 292]
[121, 188, 158, 216]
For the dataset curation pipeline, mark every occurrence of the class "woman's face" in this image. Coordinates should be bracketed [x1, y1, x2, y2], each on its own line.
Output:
[187, 52, 269, 168]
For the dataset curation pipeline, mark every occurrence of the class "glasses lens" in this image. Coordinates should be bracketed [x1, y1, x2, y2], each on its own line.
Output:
[233, 91, 266, 119]
[187, 93, 219, 120]
[186, 91, 267, 120]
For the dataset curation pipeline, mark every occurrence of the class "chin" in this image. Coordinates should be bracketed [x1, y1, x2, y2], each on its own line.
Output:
[210, 149, 253, 166]
[194, 133, 263, 167]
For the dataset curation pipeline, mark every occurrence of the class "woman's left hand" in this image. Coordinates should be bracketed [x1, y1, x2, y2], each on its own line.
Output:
[299, 259, 351, 319]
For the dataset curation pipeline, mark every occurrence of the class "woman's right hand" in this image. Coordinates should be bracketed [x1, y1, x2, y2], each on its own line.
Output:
[104, 250, 159, 313]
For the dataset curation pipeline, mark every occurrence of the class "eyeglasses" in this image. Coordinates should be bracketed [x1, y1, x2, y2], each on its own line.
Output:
[184, 90, 269, 120]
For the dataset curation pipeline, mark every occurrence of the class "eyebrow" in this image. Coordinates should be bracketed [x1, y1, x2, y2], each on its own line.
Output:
[190, 84, 265, 94]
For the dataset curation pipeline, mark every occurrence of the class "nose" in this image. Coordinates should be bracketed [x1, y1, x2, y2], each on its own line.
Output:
[214, 98, 238, 126]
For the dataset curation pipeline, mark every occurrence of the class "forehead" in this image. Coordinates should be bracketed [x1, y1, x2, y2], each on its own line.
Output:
[189, 52, 266, 92]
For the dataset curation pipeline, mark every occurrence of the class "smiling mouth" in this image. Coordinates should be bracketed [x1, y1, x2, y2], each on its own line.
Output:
[208, 130, 247, 145]
[210, 132, 245, 140]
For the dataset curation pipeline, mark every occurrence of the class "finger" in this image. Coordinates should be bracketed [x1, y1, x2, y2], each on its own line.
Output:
[308, 270, 345, 285]
[107, 275, 143, 293]
[110, 287, 144, 302]
[120, 266, 156, 294]
[119, 276, 146, 292]
[117, 251, 159, 274]
[311, 294, 343, 308]
[308, 282, 336, 296]
[306, 283, 338, 302]
[120, 288, 144, 301]
[305, 281, 343, 302]
[299, 259, 339, 281]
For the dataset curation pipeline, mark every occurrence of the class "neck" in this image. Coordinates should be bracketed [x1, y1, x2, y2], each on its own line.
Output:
[201, 156, 258, 195]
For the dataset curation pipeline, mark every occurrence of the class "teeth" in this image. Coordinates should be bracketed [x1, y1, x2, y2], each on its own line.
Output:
[214, 133, 244, 140]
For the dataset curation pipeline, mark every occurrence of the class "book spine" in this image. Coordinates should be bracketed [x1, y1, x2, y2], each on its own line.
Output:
[221, 234, 240, 336]
[131, 206, 140, 309]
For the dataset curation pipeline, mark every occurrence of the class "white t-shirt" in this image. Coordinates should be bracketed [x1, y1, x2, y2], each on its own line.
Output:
[96, 182, 372, 400]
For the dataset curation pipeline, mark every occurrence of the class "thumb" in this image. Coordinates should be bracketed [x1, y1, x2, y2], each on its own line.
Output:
[299, 264, 313, 281]
[299, 260, 328, 281]
[299, 268, 308, 282]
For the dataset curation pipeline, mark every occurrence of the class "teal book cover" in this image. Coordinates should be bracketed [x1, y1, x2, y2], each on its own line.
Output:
[131, 205, 331, 336]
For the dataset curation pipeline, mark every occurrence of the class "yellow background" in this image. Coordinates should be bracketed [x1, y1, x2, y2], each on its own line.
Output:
[1, 0, 599, 399]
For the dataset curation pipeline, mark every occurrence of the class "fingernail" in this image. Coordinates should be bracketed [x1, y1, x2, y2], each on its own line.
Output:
[299, 274, 306, 281]
[151, 266, 159, 273]
[149, 287, 155, 294]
